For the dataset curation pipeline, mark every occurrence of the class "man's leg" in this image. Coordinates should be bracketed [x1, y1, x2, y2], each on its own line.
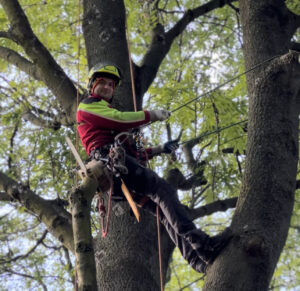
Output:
[122, 155, 198, 236]
[143, 200, 207, 273]
[122, 155, 233, 263]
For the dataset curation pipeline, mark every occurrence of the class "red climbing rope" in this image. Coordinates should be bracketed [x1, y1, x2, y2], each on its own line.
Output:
[99, 155, 114, 237]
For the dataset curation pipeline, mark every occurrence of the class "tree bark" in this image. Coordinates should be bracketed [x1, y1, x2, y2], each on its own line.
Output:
[69, 177, 98, 291]
[203, 1, 300, 290]
[93, 202, 174, 291]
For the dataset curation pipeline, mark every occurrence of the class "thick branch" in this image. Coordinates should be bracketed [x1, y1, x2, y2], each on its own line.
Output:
[166, 168, 207, 190]
[0, 46, 41, 80]
[164, 135, 208, 192]
[20, 99, 72, 128]
[0, 171, 74, 252]
[168, 0, 236, 40]
[182, 139, 209, 176]
[69, 177, 98, 291]
[0, 30, 15, 40]
[28, 106, 72, 127]
[22, 111, 61, 131]
[182, 141, 197, 167]
[222, 148, 246, 155]
[0, 0, 78, 120]
[139, 0, 237, 94]
[189, 197, 237, 220]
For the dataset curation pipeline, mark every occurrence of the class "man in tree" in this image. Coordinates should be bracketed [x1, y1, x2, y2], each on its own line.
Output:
[77, 63, 232, 273]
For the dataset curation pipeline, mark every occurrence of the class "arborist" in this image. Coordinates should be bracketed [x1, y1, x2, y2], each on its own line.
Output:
[76, 63, 232, 273]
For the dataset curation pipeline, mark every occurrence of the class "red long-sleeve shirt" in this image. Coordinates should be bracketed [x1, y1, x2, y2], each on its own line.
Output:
[77, 95, 152, 157]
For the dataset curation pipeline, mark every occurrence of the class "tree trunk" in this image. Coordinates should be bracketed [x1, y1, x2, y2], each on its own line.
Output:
[93, 200, 174, 290]
[204, 1, 300, 290]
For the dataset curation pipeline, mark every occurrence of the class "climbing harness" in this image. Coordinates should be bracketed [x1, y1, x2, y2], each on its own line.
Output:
[94, 131, 143, 235]
[108, 142, 128, 176]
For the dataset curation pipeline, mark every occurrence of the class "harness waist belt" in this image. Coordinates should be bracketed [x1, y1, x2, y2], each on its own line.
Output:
[89, 144, 112, 160]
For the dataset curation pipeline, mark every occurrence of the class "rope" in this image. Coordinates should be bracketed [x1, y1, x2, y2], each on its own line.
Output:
[179, 119, 248, 145]
[74, 271, 78, 291]
[142, 121, 164, 291]
[171, 54, 281, 113]
[156, 205, 164, 291]
[74, 0, 81, 290]
[100, 171, 114, 237]
[125, 21, 137, 112]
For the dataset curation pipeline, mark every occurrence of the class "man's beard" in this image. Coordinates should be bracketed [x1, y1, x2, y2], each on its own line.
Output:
[99, 89, 112, 99]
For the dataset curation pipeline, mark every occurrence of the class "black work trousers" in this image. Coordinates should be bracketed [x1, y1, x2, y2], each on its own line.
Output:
[116, 154, 206, 272]
[142, 198, 206, 273]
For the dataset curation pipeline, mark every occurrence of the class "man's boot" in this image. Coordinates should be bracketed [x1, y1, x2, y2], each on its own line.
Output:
[185, 227, 233, 264]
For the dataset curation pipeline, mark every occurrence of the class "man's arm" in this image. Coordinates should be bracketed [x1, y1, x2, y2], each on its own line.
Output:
[77, 99, 151, 131]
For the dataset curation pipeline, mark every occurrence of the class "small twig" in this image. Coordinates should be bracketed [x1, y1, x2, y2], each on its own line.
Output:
[179, 275, 205, 290]
[0, 230, 48, 264]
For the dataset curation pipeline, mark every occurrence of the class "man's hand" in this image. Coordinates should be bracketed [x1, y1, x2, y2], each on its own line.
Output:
[163, 140, 179, 153]
[151, 139, 179, 156]
[149, 110, 171, 122]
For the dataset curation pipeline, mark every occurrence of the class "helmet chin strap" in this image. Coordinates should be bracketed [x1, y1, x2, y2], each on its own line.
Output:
[91, 79, 98, 93]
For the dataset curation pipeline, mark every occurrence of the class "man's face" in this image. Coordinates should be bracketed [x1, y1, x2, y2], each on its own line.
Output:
[93, 77, 115, 100]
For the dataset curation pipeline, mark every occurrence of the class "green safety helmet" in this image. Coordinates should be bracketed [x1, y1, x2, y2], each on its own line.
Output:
[87, 63, 121, 90]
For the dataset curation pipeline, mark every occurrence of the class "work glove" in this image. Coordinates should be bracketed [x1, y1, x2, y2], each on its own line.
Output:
[163, 140, 179, 153]
[151, 139, 179, 155]
[149, 109, 171, 122]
